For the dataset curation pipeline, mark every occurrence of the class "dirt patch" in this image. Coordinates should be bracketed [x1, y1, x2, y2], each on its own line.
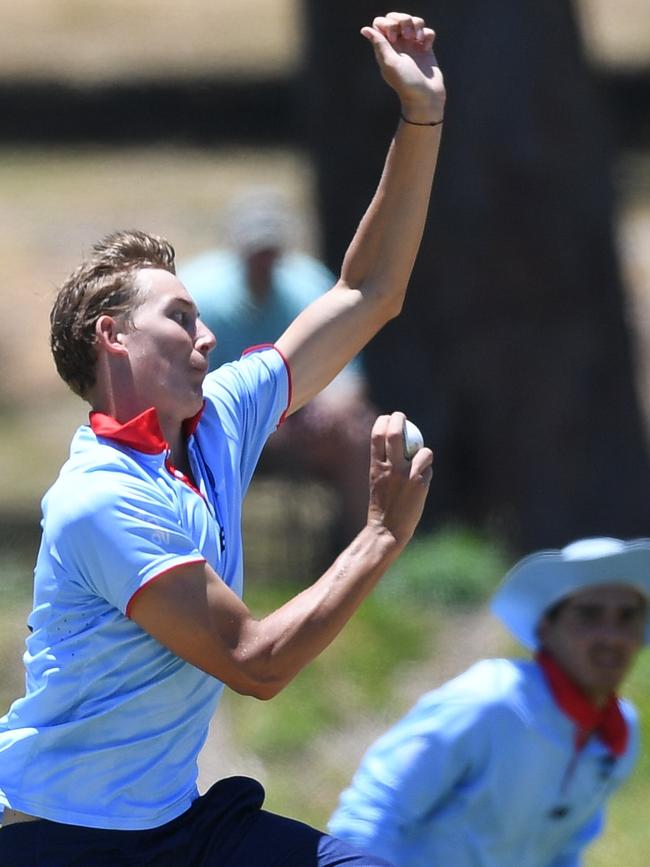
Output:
[0, 0, 298, 81]
[0, 1, 647, 83]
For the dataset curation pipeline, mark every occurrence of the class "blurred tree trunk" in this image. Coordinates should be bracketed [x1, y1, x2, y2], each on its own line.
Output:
[302, 0, 650, 551]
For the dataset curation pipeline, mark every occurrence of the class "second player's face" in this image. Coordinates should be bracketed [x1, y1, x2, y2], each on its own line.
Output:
[122, 268, 216, 424]
[538, 584, 646, 705]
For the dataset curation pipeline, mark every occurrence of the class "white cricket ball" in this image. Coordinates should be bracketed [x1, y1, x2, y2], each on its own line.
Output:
[403, 419, 424, 460]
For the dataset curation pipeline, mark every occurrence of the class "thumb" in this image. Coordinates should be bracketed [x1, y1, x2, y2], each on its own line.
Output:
[360, 25, 393, 63]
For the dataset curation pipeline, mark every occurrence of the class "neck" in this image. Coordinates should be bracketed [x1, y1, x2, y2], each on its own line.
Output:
[536, 649, 615, 709]
[245, 267, 272, 301]
[536, 648, 628, 756]
[161, 421, 188, 471]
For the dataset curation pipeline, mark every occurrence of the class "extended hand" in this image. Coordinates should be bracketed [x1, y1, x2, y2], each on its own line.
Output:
[367, 411, 433, 548]
[361, 12, 445, 124]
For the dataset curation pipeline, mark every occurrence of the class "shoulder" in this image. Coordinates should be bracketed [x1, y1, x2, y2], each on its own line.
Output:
[389, 658, 530, 739]
[433, 657, 531, 707]
[199, 347, 291, 438]
[44, 429, 166, 532]
[202, 347, 289, 403]
[619, 696, 640, 750]
[274, 252, 336, 302]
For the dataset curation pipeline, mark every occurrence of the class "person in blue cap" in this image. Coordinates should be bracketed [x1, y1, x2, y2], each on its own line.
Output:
[328, 537, 650, 867]
[178, 187, 377, 549]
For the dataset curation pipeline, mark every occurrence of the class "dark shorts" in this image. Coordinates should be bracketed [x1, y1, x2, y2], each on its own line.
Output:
[0, 777, 393, 867]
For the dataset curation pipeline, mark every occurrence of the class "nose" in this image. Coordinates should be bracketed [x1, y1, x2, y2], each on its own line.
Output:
[593, 616, 638, 649]
[195, 320, 217, 356]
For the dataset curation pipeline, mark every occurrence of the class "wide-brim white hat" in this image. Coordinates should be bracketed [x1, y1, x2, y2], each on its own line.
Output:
[491, 537, 650, 650]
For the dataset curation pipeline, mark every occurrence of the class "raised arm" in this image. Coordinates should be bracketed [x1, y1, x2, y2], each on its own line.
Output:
[276, 11, 445, 413]
[128, 412, 432, 698]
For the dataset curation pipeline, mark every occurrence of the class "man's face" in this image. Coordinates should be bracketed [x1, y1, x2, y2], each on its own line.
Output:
[121, 268, 216, 423]
[244, 247, 280, 299]
[538, 584, 646, 705]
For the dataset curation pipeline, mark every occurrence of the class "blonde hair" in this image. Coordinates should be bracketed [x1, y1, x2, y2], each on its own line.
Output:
[50, 230, 176, 398]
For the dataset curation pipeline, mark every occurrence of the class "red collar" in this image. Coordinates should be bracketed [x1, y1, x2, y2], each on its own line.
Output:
[89, 404, 204, 454]
[536, 649, 628, 756]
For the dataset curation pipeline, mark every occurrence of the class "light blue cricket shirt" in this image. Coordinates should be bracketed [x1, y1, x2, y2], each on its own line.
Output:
[178, 249, 363, 379]
[0, 347, 289, 830]
[328, 658, 639, 867]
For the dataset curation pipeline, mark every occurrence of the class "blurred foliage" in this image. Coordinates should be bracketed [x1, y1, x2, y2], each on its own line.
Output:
[0, 552, 33, 712]
[378, 525, 511, 607]
[2, 528, 649, 861]
[226, 580, 435, 758]
[588, 650, 650, 865]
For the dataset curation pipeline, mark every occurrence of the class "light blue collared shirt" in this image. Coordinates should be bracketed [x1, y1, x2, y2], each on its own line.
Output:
[0, 348, 289, 830]
[329, 658, 638, 867]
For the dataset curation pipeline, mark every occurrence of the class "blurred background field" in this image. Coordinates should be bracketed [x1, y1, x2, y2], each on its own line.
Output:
[1, 1, 649, 863]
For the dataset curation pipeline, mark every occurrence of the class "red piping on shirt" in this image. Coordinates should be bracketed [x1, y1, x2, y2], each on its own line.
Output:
[164, 455, 205, 500]
[125, 557, 207, 618]
[242, 343, 293, 427]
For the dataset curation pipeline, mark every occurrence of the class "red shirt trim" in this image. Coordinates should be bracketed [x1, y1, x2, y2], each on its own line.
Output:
[242, 343, 293, 427]
[90, 408, 167, 454]
[89, 403, 206, 454]
[125, 558, 206, 618]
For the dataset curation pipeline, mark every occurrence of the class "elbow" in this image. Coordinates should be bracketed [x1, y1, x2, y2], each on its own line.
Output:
[385, 295, 404, 320]
[370, 284, 406, 322]
[250, 681, 286, 701]
[225, 647, 291, 700]
[339, 276, 405, 323]
[230, 673, 288, 701]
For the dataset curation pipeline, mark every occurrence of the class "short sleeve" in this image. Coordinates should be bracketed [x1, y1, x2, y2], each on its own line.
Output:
[45, 473, 206, 614]
[200, 345, 290, 491]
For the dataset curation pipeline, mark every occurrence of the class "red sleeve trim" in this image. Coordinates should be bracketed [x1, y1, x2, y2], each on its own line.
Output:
[241, 343, 293, 427]
[125, 557, 206, 618]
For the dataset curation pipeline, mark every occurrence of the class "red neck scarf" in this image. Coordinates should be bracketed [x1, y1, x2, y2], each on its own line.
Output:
[536, 650, 628, 756]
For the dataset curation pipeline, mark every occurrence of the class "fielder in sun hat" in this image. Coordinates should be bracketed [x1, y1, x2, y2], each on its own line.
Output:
[491, 537, 650, 650]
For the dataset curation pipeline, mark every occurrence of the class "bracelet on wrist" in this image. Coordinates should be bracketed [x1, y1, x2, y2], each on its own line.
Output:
[400, 112, 444, 127]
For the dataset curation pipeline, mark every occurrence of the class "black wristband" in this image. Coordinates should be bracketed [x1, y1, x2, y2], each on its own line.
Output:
[400, 112, 444, 127]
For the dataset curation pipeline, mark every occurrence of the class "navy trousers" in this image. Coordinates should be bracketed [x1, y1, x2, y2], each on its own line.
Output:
[0, 777, 393, 866]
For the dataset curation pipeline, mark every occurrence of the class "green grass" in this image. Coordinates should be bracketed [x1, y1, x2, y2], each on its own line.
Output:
[0, 552, 34, 713]
[378, 525, 510, 606]
[587, 652, 650, 866]
[216, 527, 508, 826]
[224, 582, 434, 759]
[2, 528, 650, 856]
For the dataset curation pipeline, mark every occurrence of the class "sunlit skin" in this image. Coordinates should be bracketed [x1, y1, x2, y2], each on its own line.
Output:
[92, 268, 216, 470]
[537, 584, 646, 707]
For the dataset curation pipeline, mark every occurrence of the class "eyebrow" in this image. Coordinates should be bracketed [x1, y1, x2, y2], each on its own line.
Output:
[571, 600, 646, 615]
[168, 297, 198, 313]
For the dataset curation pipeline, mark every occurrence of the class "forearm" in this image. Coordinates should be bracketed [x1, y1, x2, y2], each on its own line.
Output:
[274, 16, 445, 411]
[236, 525, 403, 698]
[130, 412, 432, 699]
[340, 115, 442, 314]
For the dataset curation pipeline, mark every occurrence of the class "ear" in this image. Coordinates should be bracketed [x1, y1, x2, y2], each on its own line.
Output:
[95, 314, 129, 357]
